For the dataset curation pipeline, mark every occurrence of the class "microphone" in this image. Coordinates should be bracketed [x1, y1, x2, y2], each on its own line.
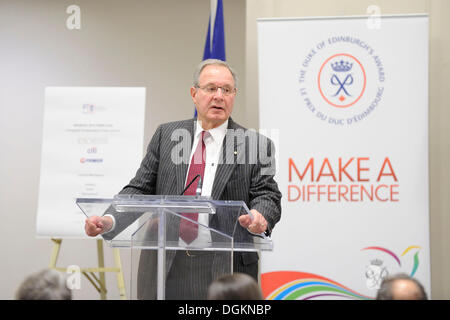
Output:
[180, 174, 201, 195]
[196, 176, 203, 196]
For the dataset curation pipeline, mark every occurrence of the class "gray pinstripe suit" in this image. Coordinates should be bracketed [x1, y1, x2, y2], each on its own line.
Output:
[104, 117, 281, 299]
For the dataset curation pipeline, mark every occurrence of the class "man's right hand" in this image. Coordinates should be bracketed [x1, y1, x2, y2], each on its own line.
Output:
[84, 216, 113, 237]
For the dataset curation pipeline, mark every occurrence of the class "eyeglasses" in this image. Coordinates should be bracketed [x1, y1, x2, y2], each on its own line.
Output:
[196, 84, 236, 96]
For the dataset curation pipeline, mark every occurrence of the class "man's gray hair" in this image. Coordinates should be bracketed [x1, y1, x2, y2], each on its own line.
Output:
[376, 273, 427, 300]
[15, 269, 72, 300]
[193, 59, 238, 88]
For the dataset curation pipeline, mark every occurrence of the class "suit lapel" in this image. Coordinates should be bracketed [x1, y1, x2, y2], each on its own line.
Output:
[175, 119, 195, 194]
[211, 118, 242, 200]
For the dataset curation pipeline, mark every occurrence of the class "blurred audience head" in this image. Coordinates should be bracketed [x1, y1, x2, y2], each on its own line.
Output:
[15, 268, 72, 300]
[376, 273, 427, 300]
[207, 272, 263, 300]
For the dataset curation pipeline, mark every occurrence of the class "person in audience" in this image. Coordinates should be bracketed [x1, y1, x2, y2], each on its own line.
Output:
[376, 273, 428, 300]
[15, 268, 72, 300]
[207, 272, 263, 300]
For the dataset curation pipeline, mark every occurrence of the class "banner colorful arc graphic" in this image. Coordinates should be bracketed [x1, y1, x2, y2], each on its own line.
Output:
[261, 271, 372, 300]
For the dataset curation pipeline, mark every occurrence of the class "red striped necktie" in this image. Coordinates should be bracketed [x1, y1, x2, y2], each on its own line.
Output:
[179, 131, 208, 244]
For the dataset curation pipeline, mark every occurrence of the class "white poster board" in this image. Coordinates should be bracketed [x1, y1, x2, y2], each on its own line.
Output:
[36, 87, 146, 238]
[258, 15, 430, 299]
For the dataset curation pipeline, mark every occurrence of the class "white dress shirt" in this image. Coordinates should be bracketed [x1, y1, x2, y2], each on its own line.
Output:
[179, 119, 228, 247]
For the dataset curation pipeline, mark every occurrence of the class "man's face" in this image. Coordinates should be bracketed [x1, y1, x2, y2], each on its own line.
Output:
[191, 65, 236, 129]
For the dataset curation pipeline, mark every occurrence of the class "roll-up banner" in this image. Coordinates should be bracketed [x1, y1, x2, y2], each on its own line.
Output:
[258, 15, 429, 299]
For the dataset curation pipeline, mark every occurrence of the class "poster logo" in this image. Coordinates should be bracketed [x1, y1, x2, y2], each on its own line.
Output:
[82, 104, 94, 114]
[82, 103, 107, 114]
[365, 259, 388, 290]
[86, 147, 97, 154]
[299, 36, 385, 126]
[318, 54, 366, 108]
[80, 157, 103, 163]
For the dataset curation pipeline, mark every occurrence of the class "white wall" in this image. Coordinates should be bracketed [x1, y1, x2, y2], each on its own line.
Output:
[0, 0, 246, 299]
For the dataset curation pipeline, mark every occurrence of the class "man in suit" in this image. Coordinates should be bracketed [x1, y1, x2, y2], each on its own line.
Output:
[85, 59, 282, 299]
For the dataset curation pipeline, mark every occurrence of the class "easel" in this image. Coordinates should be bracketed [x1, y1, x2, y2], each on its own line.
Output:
[49, 238, 127, 300]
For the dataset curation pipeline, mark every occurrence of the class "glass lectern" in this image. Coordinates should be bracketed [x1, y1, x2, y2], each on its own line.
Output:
[77, 194, 273, 300]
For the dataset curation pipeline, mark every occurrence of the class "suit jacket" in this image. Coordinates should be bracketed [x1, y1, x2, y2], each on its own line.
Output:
[104, 117, 282, 299]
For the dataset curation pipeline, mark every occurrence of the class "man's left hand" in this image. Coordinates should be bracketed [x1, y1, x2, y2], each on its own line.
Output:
[238, 209, 268, 234]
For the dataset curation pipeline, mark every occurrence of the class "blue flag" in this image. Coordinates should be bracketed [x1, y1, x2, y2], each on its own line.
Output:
[195, 0, 226, 117]
[203, 0, 226, 61]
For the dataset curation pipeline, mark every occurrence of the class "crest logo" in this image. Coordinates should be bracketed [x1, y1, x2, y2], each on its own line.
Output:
[82, 103, 107, 114]
[365, 259, 388, 290]
[298, 36, 385, 126]
[82, 104, 94, 114]
[318, 53, 366, 108]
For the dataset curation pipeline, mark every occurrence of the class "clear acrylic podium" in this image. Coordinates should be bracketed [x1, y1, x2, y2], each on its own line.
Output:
[76, 194, 273, 300]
